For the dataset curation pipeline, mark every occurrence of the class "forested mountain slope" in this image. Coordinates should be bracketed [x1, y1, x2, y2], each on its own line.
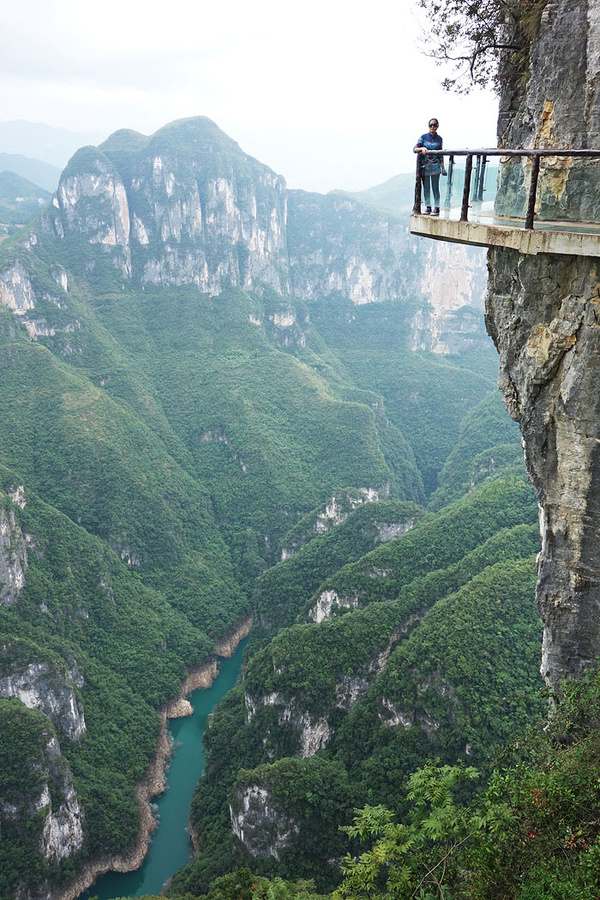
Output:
[0, 116, 532, 900]
[170, 399, 542, 892]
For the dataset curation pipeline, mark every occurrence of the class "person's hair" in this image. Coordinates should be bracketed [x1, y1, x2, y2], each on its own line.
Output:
[428, 119, 439, 126]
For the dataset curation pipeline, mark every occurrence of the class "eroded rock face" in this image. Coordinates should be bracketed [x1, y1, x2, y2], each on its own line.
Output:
[55, 149, 132, 277]
[486, 0, 600, 684]
[487, 252, 600, 683]
[0, 504, 30, 607]
[39, 737, 84, 861]
[0, 262, 36, 315]
[230, 785, 298, 861]
[0, 650, 86, 740]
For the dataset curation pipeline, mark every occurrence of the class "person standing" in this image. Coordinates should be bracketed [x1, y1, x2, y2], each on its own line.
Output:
[414, 119, 446, 215]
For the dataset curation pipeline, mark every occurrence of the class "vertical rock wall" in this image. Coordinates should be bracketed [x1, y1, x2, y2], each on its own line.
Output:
[487, 0, 600, 683]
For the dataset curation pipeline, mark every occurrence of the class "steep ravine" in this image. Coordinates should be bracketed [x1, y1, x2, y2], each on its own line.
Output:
[52, 618, 252, 900]
[486, 0, 600, 684]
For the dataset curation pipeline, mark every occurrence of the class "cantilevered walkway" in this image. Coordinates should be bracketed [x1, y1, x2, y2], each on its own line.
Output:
[410, 149, 600, 257]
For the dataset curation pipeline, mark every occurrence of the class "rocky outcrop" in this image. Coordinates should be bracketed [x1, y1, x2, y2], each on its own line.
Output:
[0, 502, 31, 607]
[39, 738, 84, 861]
[0, 650, 86, 740]
[53, 148, 132, 276]
[378, 669, 458, 742]
[244, 690, 333, 757]
[215, 615, 254, 657]
[486, 0, 600, 684]
[280, 487, 389, 560]
[0, 261, 36, 315]
[244, 622, 419, 756]
[230, 784, 299, 861]
[45, 119, 289, 294]
[287, 190, 416, 305]
[308, 589, 360, 623]
[54, 619, 252, 900]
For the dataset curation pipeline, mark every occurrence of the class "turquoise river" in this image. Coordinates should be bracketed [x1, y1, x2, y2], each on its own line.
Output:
[81, 639, 246, 900]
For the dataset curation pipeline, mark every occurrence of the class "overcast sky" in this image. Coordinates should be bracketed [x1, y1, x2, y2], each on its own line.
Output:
[2, 0, 499, 192]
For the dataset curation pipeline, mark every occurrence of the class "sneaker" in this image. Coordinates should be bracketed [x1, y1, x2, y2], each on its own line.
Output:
[431, 207, 440, 216]
[424, 206, 431, 215]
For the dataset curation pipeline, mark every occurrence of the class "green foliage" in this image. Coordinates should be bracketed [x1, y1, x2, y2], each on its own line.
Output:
[418, 0, 549, 94]
[334, 670, 600, 899]
[0, 466, 223, 869]
[306, 476, 537, 614]
[181, 470, 540, 891]
[372, 559, 543, 759]
[335, 764, 479, 900]
[0, 112, 545, 900]
[0, 700, 61, 897]
[428, 390, 523, 510]
[0, 170, 50, 225]
[231, 757, 358, 888]
[308, 297, 496, 493]
[255, 500, 423, 631]
[167, 868, 326, 900]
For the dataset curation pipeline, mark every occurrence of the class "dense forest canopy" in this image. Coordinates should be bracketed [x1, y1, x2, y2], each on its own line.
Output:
[0, 107, 556, 900]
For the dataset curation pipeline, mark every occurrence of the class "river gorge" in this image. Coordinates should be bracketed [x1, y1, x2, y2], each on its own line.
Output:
[77, 640, 246, 900]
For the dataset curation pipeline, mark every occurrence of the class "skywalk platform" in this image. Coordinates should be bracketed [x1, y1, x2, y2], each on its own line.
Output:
[410, 148, 600, 257]
[411, 204, 600, 257]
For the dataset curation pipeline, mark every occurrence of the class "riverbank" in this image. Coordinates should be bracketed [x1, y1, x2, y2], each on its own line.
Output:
[52, 615, 253, 900]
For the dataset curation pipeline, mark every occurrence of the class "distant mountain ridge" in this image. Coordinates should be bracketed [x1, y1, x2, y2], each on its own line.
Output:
[0, 170, 50, 225]
[0, 153, 61, 192]
[0, 120, 103, 169]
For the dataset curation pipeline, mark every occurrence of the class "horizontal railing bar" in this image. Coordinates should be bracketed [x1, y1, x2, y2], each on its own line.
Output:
[412, 146, 600, 238]
[421, 148, 600, 158]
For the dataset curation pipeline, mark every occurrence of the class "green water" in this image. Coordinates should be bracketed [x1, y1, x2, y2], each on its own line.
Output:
[81, 640, 246, 900]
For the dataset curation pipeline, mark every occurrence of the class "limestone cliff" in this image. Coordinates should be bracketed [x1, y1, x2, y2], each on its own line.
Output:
[486, 0, 600, 684]
[0, 116, 490, 357]
[229, 784, 299, 861]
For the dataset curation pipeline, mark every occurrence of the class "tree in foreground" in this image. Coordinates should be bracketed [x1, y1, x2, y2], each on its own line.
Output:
[417, 0, 549, 93]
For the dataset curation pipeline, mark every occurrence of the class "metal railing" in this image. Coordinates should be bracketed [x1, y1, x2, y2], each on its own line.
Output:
[412, 149, 600, 230]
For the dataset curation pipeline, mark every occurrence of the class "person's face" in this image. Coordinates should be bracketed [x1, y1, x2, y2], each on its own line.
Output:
[428, 120, 439, 133]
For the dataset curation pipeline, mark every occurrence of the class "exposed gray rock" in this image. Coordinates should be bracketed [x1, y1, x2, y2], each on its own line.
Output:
[0, 262, 36, 315]
[0, 650, 86, 740]
[38, 738, 84, 861]
[2, 117, 489, 359]
[0, 504, 31, 607]
[486, 0, 600, 685]
[280, 487, 389, 561]
[230, 785, 298, 861]
[308, 589, 359, 623]
[55, 149, 132, 277]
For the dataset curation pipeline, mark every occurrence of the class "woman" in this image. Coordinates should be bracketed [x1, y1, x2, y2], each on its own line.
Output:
[414, 118, 447, 215]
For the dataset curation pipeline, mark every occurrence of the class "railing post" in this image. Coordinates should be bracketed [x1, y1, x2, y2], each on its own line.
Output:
[413, 153, 423, 214]
[477, 154, 488, 200]
[525, 154, 541, 230]
[461, 154, 473, 222]
[444, 155, 454, 208]
[471, 155, 481, 202]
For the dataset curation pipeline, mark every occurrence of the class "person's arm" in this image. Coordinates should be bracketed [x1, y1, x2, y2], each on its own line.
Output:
[413, 138, 428, 155]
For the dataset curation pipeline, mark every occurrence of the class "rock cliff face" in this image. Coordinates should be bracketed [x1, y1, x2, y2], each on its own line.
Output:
[230, 784, 299, 861]
[486, 0, 600, 684]
[0, 649, 86, 740]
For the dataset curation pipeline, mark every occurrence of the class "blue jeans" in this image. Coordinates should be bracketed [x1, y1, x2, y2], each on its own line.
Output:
[422, 173, 440, 208]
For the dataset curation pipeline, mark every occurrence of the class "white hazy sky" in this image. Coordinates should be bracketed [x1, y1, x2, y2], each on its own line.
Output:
[2, 0, 499, 192]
